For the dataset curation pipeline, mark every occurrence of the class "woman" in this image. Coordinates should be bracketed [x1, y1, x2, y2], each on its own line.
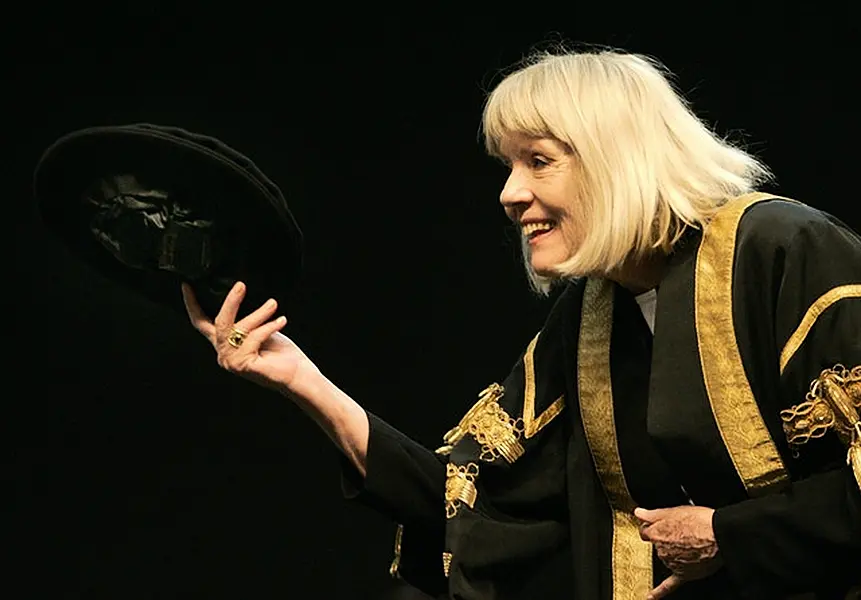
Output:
[182, 50, 861, 599]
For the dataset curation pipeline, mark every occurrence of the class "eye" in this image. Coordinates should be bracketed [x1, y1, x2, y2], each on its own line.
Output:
[530, 154, 550, 169]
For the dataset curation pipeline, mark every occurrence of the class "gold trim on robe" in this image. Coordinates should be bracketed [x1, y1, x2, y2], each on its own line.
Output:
[440, 384, 525, 463]
[781, 364, 861, 491]
[439, 332, 566, 459]
[522, 333, 565, 438]
[389, 524, 403, 578]
[578, 278, 653, 600]
[779, 285, 861, 374]
[445, 462, 480, 518]
[695, 192, 790, 496]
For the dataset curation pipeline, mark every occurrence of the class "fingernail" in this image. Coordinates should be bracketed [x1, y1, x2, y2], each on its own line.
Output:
[266, 298, 276, 308]
[234, 281, 244, 293]
[277, 316, 287, 325]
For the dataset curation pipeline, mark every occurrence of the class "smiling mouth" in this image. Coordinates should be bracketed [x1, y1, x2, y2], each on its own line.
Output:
[522, 220, 556, 242]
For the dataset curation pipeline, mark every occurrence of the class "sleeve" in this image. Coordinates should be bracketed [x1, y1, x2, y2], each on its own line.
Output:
[339, 412, 448, 596]
[713, 202, 861, 598]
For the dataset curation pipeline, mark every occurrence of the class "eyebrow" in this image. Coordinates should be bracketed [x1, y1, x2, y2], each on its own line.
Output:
[498, 136, 568, 161]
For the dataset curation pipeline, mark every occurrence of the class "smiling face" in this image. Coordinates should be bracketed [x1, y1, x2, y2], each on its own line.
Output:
[498, 134, 584, 277]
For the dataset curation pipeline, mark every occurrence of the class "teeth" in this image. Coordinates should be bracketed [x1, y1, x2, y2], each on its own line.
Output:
[522, 221, 554, 236]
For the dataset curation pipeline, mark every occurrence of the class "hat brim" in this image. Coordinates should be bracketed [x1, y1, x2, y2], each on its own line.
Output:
[33, 124, 302, 318]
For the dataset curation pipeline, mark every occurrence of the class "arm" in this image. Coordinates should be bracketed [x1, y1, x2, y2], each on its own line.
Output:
[713, 469, 861, 597]
[287, 354, 448, 594]
[283, 364, 446, 524]
[341, 412, 448, 596]
[181, 281, 448, 595]
[713, 202, 861, 598]
[284, 366, 371, 476]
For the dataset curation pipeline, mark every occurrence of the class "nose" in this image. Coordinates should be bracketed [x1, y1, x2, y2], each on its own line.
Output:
[499, 167, 533, 216]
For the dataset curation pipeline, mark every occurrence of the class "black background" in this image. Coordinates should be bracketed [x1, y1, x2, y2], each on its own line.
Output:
[10, 6, 859, 599]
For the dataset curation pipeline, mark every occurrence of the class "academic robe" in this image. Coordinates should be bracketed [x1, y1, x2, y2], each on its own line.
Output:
[341, 193, 861, 599]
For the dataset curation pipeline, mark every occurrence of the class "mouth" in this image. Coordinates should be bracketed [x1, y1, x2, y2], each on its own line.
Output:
[521, 220, 557, 244]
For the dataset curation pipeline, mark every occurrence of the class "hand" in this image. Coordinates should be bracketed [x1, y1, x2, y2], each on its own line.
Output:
[635, 505, 722, 599]
[182, 281, 371, 475]
[182, 281, 319, 397]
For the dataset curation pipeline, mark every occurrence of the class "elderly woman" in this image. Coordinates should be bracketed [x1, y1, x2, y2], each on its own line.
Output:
[182, 50, 861, 599]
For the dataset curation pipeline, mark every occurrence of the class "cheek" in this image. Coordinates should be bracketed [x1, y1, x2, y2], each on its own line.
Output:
[555, 186, 586, 244]
[556, 215, 584, 250]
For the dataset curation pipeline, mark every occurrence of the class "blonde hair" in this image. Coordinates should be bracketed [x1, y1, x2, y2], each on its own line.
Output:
[482, 48, 774, 294]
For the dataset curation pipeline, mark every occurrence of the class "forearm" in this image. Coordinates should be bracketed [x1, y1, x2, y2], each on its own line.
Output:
[713, 467, 861, 597]
[275, 359, 445, 526]
[279, 365, 370, 477]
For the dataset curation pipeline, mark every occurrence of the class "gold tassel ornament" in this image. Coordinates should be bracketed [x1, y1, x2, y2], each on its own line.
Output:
[782, 365, 861, 491]
[849, 423, 861, 491]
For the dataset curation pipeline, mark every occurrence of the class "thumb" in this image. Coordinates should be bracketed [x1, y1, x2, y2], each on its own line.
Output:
[634, 507, 663, 523]
[647, 574, 684, 600]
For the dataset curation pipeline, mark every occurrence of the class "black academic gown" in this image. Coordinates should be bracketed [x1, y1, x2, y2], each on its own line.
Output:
[342, 194, 861, 599]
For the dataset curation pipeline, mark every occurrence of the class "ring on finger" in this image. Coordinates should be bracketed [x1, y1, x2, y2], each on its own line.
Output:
[226, 326, 249, 349]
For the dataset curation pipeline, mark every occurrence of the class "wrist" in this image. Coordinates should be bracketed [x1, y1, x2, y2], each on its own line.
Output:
[279, 366, 357, 428]
[276, 359, 325, 402]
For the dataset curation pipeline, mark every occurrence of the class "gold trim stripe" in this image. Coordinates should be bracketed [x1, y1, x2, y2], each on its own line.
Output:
[526, 396, 564, 437]
[522, 333, 565, 438]
[779, 285, 861, 374]
[612, 511, 654, 600]
[579, 278, 652, 599]
[389, 524, 403, 578]
[579, 280, 633, 510]
[695, 192, 789, 496]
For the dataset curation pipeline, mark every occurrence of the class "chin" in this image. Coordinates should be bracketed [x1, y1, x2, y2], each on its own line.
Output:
[530, 261, 563, 278]
[529, 251, 570, 279]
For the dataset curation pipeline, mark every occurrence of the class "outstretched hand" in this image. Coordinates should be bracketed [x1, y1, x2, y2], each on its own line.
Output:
[635, 505, 722, 599]
[181, 281, 318, 396]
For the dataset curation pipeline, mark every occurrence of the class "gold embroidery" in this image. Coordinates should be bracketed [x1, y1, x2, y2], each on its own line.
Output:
[442, 552, 452, 578]
[528, 395, 564, 437]
[522, 333, 566, 438]
[445, 462, 479, 518]
[781, 397, 836, 446]
[780, 285, 861, 374]
[579, 278, 653, 599]
[782, 365, 861, 490]
[388, 524, 403, 578]
[442, 384, 525, 463]
[439, 333, 566, 459]
[612, 511, 654, 600]
[695, 192, 790, 496]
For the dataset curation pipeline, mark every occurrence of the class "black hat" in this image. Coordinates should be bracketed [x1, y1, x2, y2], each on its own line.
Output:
[33, 123, 302, 318]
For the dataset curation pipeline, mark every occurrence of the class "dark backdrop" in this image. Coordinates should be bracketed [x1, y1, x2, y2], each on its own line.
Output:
[9, 6, 859, 599]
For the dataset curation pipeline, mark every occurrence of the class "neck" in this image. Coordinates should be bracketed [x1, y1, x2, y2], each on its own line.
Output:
[606, 252, 668, 295]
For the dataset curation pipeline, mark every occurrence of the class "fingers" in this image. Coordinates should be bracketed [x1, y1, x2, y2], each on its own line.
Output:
[182, 283, 216, 341]
[235, 297, 279, 334]
[182, 281, 288, 374]
[647, 574, 684, 600]
[245, 315, 288, 348]
[214, 281, 247, 335]
[636, 507, 660, 541]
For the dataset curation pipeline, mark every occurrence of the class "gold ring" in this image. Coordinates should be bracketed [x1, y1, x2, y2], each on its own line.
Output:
[226, 326, 248, 349]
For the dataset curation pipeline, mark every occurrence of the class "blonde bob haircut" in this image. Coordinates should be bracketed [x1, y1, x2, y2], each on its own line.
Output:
[482, 49, 774, 294]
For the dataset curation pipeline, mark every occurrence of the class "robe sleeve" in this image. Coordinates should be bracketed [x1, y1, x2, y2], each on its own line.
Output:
[713, 201, 861, 598]
[340, 412, 448, 596]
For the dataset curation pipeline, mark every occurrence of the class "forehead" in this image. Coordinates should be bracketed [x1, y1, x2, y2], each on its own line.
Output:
[497, 133, 570, 158]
